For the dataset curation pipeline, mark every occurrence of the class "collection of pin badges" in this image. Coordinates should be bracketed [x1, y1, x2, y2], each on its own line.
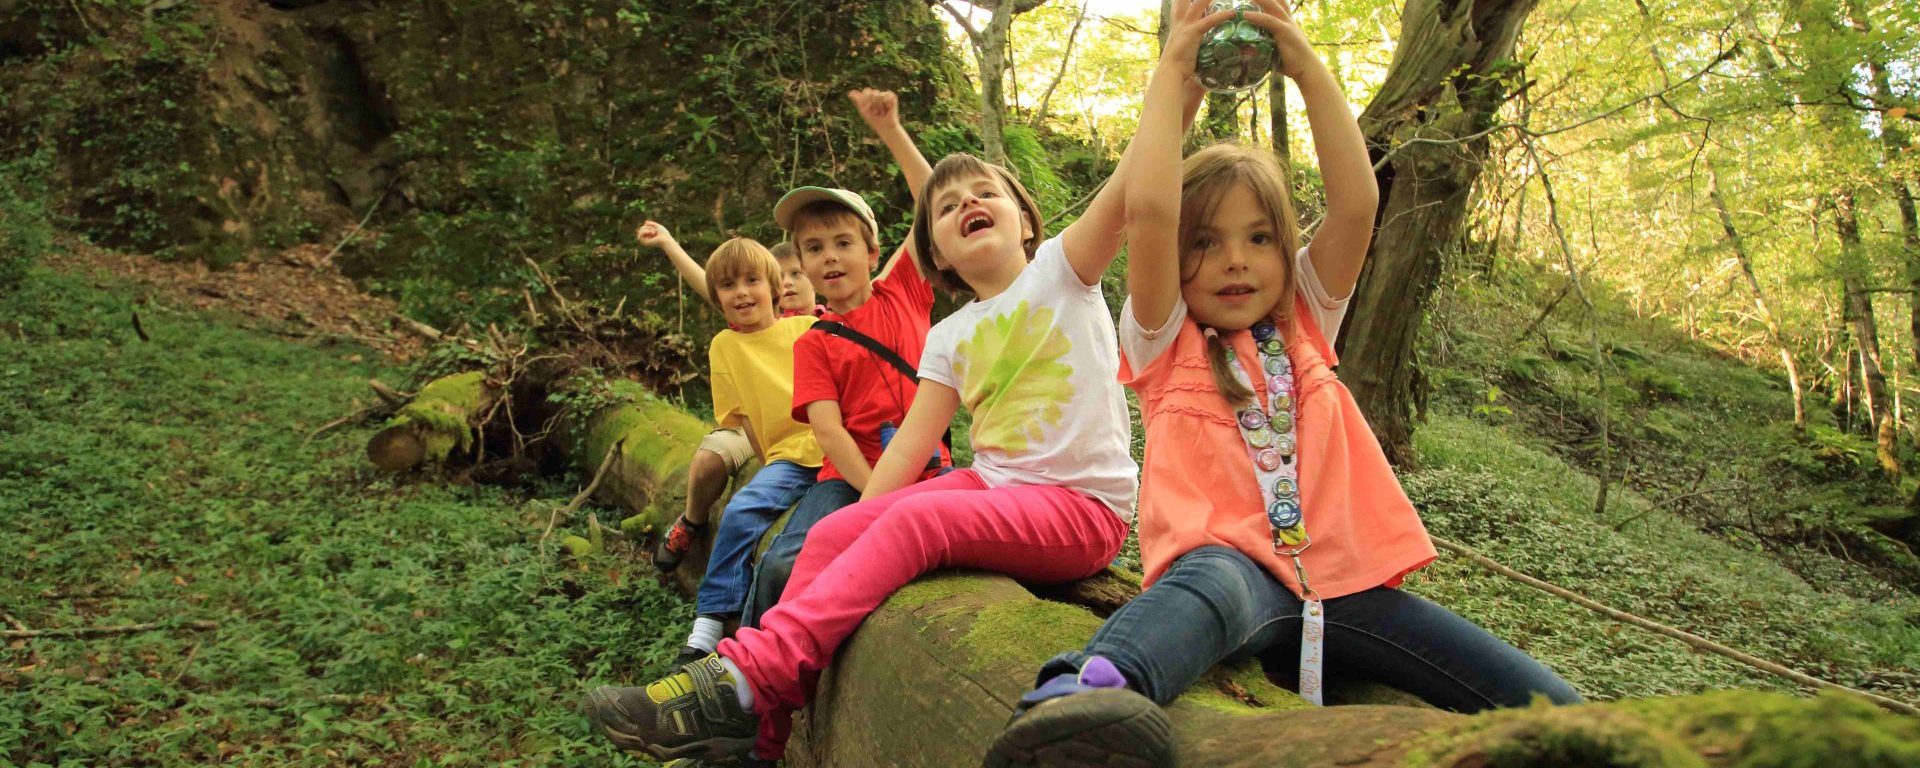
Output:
[1230, 321, 1306, 548]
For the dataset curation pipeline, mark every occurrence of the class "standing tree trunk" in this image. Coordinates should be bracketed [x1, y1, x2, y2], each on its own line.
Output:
[1837, 193, 1901, 481]
[977, 0, 1015, 165]
[1337, 0, 1541, 466]
[937, 1, 1049, 167]
[1711, 170, 1806, 430]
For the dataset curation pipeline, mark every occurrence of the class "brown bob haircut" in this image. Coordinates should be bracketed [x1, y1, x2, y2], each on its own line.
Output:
[702, 237, 784, 310]
[911, 153, 1046, 296]
[1180, 143, 1302, 406]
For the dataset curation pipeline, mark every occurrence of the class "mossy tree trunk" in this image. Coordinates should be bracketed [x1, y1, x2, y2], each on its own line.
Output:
[376, 372, 1920, 766]
[365, 371, 501, 470]
[1338, 0, 1539, 467]
[785, 572, 1920, 768]
[1837, 193, 1901, 482]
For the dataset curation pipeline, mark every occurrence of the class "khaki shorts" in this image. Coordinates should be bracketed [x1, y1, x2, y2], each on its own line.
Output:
[699, 427, 755, 475]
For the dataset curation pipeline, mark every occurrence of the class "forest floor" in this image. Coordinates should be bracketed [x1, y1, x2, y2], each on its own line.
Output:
[4, 250, 1918, 765]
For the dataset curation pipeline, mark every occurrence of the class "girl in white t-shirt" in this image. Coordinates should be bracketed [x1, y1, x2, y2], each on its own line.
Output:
[583, 140, 1167, 766]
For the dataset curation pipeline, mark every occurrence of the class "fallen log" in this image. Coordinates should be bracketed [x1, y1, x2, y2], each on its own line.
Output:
[365, 371, 500, 470]
[791, 572, 1920, 767]
[376, 373, 1920, 766]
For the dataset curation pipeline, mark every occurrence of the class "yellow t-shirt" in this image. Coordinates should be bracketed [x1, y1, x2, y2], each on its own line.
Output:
[709, 316, 824, 467]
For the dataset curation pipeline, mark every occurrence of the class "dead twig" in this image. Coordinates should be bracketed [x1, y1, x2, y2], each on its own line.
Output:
[303, 400, 389, 448]
[368, 379, 410, 408]
[541, 438, 625, 542]
[1433, 535, 1920, 717]
[318, 175, 398, 269]
[4, 620, 218, 639]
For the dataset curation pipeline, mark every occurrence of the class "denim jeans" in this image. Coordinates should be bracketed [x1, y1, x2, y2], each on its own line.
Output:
[694, 460, 817, 618]
[740, 478, 861, 628]
[1036, 545, 1582, 712]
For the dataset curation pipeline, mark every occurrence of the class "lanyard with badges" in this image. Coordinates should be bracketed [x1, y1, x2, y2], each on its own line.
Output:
[1217, 319, 1326, 706]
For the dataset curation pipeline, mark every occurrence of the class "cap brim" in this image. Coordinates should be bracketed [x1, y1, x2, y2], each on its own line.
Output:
[773, 187, 842, 232]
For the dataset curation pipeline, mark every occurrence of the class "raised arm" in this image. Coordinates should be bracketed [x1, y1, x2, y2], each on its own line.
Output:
[852, 89, 935, 282]
[860, 381, 960, 500]
[850, 89, 933, 205]
[1060, 76, 1207, 287]
[1248, 0, 1377, 297]
[1129, 0, 1235, 329]
[636, 220, 716, 310]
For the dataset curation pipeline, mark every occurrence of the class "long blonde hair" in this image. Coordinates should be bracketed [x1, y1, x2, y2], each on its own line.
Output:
[1178, 144, 1302, 406]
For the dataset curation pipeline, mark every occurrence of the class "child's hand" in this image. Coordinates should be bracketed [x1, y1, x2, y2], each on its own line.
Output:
[1161, 0, 1237, 66]
[848, 88, 901, 132]
[1241, 0, 1318, 81]
[634, 220, 674, 249]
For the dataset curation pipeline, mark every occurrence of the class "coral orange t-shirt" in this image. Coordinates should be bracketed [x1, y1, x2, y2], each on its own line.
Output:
[1121, 285, 1436, 599]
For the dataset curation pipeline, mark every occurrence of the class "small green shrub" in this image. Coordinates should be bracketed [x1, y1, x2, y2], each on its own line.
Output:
[0, 148, 56, 291]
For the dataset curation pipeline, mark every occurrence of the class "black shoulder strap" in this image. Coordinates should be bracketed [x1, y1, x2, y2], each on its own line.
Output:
[811, 320, 918, 381]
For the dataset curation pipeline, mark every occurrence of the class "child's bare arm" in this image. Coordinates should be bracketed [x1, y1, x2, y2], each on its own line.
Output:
[636, 221, 717, 310]
[1248, 0, 1377, 297]
[861, 382, 959, 500]
[1130, 0, 1235, 329]
[852, 89, 933, 283]
[1061, 77, 1206, 287]
[806, 400, 874, 492]
[851, 89, 933, 204]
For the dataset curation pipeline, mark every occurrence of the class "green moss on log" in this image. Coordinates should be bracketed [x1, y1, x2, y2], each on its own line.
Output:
[1405, 689, 1920, 768]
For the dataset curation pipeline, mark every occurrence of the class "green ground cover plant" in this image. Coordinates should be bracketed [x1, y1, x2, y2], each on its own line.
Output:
[0, 265, 685, 766]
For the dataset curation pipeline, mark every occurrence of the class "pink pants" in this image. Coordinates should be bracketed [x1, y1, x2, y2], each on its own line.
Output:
[715, 469, 1128, 759]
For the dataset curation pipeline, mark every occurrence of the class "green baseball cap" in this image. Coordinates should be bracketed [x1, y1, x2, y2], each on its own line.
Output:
[773, 186, 880, 245]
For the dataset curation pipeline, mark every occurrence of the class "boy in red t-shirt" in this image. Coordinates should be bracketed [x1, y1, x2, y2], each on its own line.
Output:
[739, 88, 951, 632]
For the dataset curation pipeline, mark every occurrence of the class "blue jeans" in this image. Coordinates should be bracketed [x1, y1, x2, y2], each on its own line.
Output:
[740, 478, 862, 628]
[1036, 545, 1582, 712]
[694, 460, 817, 618]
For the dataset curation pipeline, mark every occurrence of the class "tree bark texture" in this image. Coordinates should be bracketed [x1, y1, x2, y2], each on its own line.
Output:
[979, 0, 1015, 166]
[365, 371, 501, 471]
[1837, 194, 1901, 481]
[373, 371, 1920, 765]
[1711, 171, 1806, 430]
[1339, 0, 1540, 467]
[781, 571, 1920, 767]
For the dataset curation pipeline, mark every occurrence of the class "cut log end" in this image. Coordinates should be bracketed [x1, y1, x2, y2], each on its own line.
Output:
[367, 426, 424, 471]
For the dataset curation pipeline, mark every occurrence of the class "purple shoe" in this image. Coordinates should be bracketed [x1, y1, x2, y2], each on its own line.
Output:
[983, 657, 1173, 768]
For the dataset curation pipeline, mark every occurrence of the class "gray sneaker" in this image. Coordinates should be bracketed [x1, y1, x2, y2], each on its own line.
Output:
[582, 653, 758, 761]
[983, 657, 1173, 768]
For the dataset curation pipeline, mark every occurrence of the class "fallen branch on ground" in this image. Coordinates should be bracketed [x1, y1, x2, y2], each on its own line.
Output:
[1431, 535, 1920, 717]
[3, 620, 218, 639]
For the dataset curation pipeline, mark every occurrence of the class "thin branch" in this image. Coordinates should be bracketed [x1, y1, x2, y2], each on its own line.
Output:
[542, 438, 625, 542]
[1372, 45, 1738, 172]
[319, 175, 399, 269]
[4, 620, 218, 639]
[1432, 535, 1920, 717]
[1030, 0, 1090, 128]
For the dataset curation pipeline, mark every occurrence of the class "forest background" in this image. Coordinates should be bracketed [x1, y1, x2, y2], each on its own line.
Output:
[3, 0, 1920, 765]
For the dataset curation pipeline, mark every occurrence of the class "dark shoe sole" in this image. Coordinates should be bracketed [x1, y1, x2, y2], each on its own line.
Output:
[983, 689, 1174, 768]
[582, 686, 756, 762]
[653, 544, 688, 572]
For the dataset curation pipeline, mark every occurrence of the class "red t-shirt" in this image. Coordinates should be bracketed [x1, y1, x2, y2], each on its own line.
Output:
[791, 250, 952, 483]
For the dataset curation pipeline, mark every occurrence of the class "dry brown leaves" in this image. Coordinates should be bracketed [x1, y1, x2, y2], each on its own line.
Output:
[46, 237, 428, 361]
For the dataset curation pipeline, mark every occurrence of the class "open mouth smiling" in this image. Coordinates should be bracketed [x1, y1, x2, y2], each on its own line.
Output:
[960, 209, 994, 238]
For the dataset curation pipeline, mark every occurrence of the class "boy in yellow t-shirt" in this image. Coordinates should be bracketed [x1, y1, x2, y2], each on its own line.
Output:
[679, 238, 823, 664]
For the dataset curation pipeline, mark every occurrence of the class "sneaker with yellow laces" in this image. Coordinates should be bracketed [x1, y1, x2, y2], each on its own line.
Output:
[583, 653, 759, 761]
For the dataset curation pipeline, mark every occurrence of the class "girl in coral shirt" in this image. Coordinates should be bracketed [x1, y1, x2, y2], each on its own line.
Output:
[986, 2, 1579, 766]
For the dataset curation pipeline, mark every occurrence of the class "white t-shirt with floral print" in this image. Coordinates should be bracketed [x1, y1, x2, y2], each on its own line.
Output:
[918, 236, 1139, 521]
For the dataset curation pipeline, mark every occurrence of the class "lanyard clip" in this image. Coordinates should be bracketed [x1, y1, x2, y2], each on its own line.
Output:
[1274, 535, 1318, 601]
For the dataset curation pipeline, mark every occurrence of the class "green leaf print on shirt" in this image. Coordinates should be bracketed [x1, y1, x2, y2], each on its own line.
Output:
[956, 300, 1076, 456]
